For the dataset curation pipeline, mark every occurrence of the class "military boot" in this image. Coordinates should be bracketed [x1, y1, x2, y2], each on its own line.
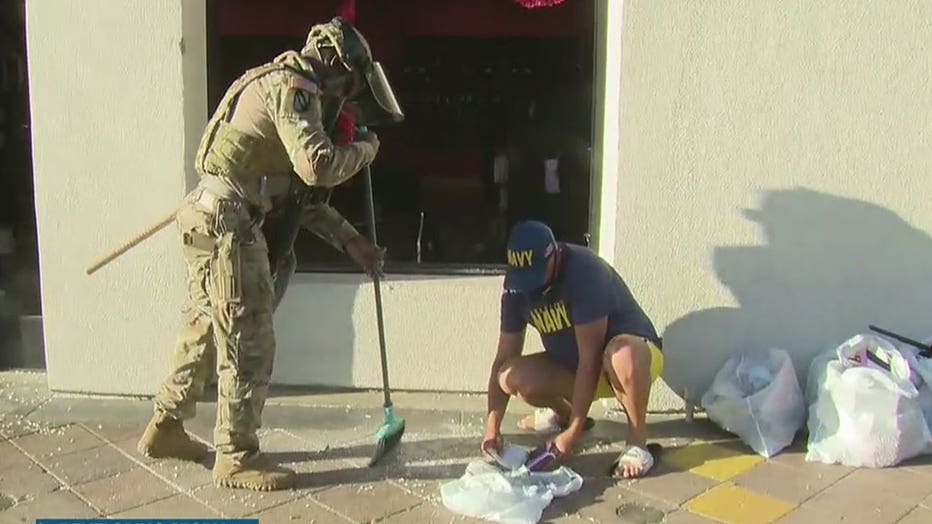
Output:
[136, 410, 209, 461]
[213, 452, 296, 491]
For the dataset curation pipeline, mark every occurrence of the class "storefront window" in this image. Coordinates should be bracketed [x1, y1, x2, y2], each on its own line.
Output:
[206, 0, 595, 273]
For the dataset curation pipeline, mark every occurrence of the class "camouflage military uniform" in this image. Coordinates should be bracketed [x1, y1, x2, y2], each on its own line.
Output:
[143, 44, 378, 486]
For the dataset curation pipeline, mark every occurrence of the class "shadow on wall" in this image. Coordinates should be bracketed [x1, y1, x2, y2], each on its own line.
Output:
[662, 188, 932, 405]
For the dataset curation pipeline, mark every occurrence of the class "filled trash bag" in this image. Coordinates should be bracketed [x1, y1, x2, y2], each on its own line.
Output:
[440, 460, 583, 524]
[805, 333, 932, 468]
[701, 347, 806, 458]
[872, 330, 932, 435]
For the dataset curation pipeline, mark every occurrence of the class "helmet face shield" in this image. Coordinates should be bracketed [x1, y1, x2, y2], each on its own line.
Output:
[350, 62, 404, 126]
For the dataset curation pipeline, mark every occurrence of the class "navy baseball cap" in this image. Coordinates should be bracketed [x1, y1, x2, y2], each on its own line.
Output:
[504, 220, 558, 292]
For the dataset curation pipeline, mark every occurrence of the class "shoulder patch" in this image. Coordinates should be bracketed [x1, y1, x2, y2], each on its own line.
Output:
[293, 89, 311, 113]
[288, 76, 318, 114]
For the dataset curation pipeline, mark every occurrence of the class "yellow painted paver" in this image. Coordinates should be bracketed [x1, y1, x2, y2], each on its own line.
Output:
[685, 483, 795, 524]
[663, 440, 764, 481]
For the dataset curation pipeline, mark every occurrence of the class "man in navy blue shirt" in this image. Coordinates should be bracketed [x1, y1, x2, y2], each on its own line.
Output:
[481, 220, 664, 478]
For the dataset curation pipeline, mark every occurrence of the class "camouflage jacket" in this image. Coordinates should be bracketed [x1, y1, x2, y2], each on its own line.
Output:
[194, 51, 378, 250]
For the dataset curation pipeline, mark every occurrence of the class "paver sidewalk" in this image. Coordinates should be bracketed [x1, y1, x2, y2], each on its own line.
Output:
[2, 370, 932, 523]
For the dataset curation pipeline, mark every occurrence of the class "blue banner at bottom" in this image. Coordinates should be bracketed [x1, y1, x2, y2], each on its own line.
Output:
[37, 520, 259, 524]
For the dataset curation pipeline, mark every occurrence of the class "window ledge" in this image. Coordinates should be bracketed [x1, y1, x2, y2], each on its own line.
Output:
[295, 263, 508, 276]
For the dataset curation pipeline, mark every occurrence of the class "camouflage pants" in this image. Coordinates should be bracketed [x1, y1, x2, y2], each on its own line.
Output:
[272, 249, 297, 310]
[154, 189, 276, 463]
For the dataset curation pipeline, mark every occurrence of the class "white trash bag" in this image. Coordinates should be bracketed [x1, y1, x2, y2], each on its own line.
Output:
[440, 460, 583, 524]
[701, 348, 806, 458]
[805, 333, 932, 468]
[871, 330, 932, 435]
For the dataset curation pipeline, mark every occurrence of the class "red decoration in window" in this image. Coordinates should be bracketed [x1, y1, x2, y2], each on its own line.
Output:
[513, 0, 567, 8]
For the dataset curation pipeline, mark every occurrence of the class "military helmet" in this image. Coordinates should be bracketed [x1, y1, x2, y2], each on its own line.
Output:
[302, 17, 374, 77]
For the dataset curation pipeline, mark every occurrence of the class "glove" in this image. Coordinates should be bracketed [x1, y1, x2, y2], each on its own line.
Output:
[345, 235, 385, 278]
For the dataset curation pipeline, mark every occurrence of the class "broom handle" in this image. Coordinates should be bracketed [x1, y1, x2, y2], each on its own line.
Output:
[85, 207, 178, 275]
[363, 164, 393, 408]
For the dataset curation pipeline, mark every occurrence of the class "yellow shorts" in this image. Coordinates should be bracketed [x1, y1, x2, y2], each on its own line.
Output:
[595, 339, 664, 399]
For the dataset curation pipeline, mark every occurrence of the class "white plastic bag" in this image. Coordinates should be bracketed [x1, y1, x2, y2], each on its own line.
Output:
[440, 460, 583, 524]
[701, 348, 806, 458]
[905, 350, 932, 435]
[805, 333, 932, 468]
[485, 443, 533, 470]
[874, 332, 932, 434]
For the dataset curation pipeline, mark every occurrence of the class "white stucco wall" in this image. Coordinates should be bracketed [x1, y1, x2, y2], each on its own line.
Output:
[27, 0, 207, 394]
[271, 274, 541, 391]
[615, 1, 932, 409]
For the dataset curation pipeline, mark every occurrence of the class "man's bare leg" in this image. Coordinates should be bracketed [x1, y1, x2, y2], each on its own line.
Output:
[603, 334, 653, 477]
[498, 353, 575, 429]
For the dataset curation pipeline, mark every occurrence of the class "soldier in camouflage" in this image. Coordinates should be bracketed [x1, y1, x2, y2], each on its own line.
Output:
[136, 18, 400, 491]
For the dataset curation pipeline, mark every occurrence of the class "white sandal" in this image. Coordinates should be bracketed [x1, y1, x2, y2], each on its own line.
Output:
[613, 445, 655, 478]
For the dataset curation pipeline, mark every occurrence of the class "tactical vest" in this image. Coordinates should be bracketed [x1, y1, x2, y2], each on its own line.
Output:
[194, 51, 338, 207]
